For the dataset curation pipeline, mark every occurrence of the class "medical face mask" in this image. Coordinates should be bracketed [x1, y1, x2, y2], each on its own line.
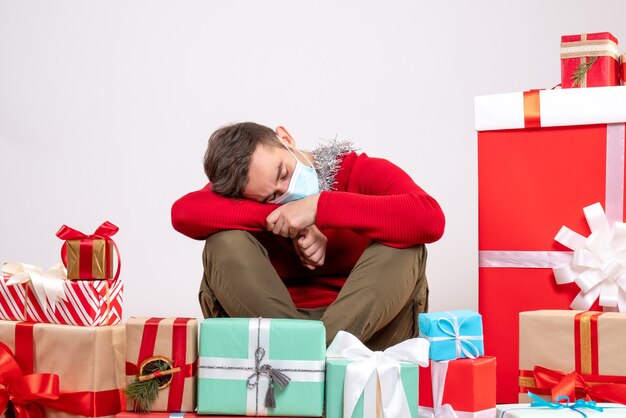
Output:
[269, 140, 320, 204]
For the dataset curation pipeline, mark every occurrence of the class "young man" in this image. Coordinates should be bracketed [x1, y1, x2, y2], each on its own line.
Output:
[171, 122, 444, 350]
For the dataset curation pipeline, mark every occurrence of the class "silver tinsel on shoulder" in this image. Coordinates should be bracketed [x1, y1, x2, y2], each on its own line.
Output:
[311, 138, 357, 192]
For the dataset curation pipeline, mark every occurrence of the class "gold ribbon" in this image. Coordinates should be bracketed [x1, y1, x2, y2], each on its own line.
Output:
[578, 312, 592, 375]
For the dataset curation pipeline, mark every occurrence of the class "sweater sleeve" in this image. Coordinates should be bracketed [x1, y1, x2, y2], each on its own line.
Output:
[171, 183, 277, 240]
[315, 156, 445, 248]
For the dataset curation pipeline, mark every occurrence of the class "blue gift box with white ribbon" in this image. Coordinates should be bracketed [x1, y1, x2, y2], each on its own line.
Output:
[418, 310, 484, 361]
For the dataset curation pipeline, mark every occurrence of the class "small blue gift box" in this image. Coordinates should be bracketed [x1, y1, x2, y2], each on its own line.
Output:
[418, 309, 484, 361]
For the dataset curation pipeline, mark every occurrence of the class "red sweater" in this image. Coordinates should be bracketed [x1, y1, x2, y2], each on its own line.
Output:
[171, 152, 445, 308]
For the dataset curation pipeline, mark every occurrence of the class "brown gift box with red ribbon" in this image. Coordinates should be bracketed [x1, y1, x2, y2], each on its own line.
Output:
[125, 318, 198, 412]
[519, 310, 626, 404]
[0, 320, 126, 418]
[560, 32, 620, 88]
[56, 222, 121, 280]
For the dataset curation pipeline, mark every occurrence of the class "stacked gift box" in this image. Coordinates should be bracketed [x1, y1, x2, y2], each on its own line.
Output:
[0, 222, 127, 418]
[475, 30, 626, 416]
[417, 310, 497, 418]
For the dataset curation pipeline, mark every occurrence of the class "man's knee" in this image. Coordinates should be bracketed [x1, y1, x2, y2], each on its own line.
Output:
[203, 230, 266, 268]
[365, 242, 427, 265]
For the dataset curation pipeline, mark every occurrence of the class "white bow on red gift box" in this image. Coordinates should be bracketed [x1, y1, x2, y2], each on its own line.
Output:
[553, 202, 626, 312]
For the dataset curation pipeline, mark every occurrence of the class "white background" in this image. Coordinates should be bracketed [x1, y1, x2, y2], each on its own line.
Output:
[1, 0, 625, 319]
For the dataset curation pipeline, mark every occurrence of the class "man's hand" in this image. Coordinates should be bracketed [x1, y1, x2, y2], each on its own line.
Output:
[266, 194, 320, 238]
[293, 225, 327, 270]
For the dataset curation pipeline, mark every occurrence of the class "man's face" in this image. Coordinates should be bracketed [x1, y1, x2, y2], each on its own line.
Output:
[243, 142, 299, 203]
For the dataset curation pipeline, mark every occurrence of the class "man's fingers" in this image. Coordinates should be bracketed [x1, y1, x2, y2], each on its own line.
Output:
[309, 247, 324, 265]
[292, 239, 304, 257]
[272, 219, 287, 237]
[298, 235, 314, 250]
[302, 242, 319, 258]
[266, 209, 280, 230]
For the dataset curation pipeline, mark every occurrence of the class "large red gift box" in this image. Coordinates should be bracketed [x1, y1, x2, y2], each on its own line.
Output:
[560, 32, 620, 88]
[621, 53, 625, 86]
[474, 86, 626, 403]
[419, 357, 496, 418]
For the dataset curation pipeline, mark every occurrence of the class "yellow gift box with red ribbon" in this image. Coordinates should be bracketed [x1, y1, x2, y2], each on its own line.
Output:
[56, 221, 121, 280]
[519, 310, 626, 404]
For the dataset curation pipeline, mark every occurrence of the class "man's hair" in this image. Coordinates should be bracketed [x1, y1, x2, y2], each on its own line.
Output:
[204, 122, 280, 198]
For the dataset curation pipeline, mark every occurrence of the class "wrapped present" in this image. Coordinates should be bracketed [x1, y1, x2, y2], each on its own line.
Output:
[325, 331, 429, 418]
[0, 320, 125, 418]
[197, 318, 325, 416]
[560, 32, 620, 88]
[56, 221, 121, 280]
[1, 262, 123, 326]
[519, 310, 626, 404]
[497, 393, 626, 417]
[419, 357, 496, 418]
[418, 310, 484, 361]
[474, 86, 626, 402]
[125, 317, 198, 412]
[621, 53, 625, 86]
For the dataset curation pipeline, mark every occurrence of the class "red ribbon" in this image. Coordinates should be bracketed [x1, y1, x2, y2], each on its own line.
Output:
[56, 221, 121, 281]
[2, 322, 125, 417]
[0, 342, 60, 418]
[125, 317, 196, 411]
[125, 318, 197, 410]
[532, 365, 626, 404]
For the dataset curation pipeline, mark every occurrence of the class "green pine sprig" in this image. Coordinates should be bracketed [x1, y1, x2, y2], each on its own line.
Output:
[125, 361, 170, 413]
[571, 56, 598, 87]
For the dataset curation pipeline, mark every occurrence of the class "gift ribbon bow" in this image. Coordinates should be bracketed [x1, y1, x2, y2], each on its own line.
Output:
[2, 262, 68, 313]
[532, 365, 626, 404]
[527, 392, 604, 418]
[56, 221, 121, 281]
[553, 202, 626, 312]
[246, 344, 291, 409]
[417, 361, 458, 418]
[420, 312, 483, 359]
[326, 330, 429, 418]
[0, 342, 61, 418]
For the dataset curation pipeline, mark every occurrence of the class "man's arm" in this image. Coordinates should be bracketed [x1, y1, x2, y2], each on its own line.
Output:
[263, 154, 445, 248]
[315, 156, 445, 248]
[171, 183, 277, 240]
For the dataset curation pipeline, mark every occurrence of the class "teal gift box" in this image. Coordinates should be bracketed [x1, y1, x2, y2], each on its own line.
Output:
[197, 318, 326, 416]
[325, 359, 418, 418]
[325, 331, 429, 418]
[418, 310, 484, 361]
